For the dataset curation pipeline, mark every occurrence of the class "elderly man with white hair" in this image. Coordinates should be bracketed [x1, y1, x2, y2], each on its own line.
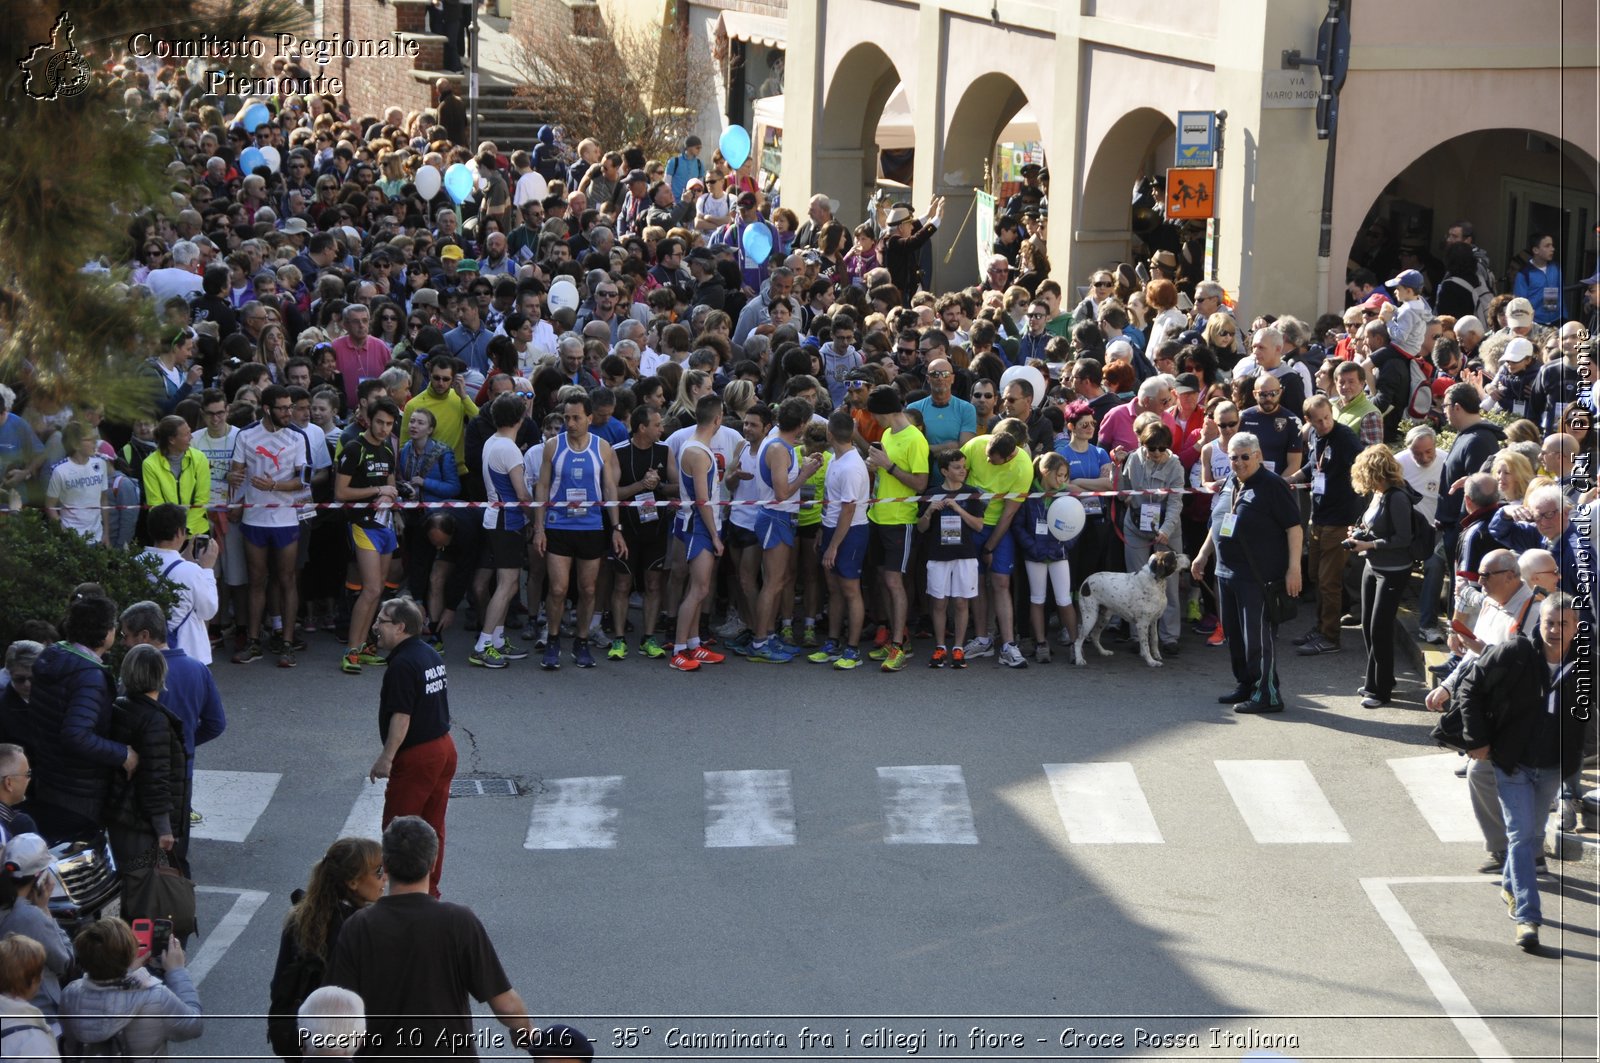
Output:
[1452, 315, 1485, 361]
[298, 985, 366, 1057]
[1233, 325, 1313, 417]
[794, 193, 837, 250]
[144, 239, 205, 310]
[1489, 483, 1599, 622]
[1095, 374, 1180, 456]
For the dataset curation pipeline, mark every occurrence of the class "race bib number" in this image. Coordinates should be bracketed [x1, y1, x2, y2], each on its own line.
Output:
[939, 512, 962, 545]
[1511, 400, 1526, 419]
[1139, 502, 1161, 533]
[565, 487, 590, 518]
[1312, 472, 1326, 497]
[1035, 519, 1048, 537]
[1543, 286, 1559, 315]
[1220, 513, 1239, 538]
[1081, 494, 1103, 515]
[638, 498, 659, 523]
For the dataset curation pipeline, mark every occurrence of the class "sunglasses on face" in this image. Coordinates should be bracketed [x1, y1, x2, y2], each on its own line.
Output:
[1092, 281, 1114, 289]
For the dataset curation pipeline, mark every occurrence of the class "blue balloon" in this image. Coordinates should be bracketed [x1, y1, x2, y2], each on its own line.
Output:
[444, 163, 475, 205]
[740, 222, 773, 266]
[719, 125, 751, 170]
[238, 146, 265, 174]
[239, 103, 270, 134]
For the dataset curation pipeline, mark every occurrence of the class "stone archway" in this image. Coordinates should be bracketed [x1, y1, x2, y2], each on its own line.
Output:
[930, 72, 1034, 289]
[816, 41, 903, 232]
[1341, 129, 1598, 309]
[1075, 107, 1176, 278]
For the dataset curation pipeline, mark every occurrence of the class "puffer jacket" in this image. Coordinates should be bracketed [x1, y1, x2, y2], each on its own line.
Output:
[105, 694, 191, 843]
[1013, 494, 1069, 562]
[0, 897, 76, 1021]
[60, 966, 202, 1060]
[25, 643, 125, 829]
[0, 994, 58, 1059]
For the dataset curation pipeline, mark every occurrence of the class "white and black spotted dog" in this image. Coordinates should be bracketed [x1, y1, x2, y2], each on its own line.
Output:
[1072, 550, 1189, 668]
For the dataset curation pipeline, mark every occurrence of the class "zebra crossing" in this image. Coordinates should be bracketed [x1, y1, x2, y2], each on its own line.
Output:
[189, 752, 1510, 852]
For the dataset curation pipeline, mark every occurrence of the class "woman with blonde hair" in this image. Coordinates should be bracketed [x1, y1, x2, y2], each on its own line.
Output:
[257, 322, 290, 382]
[666, 368, 712, 433]
[1346, 444, 1417, 708]
[1202, 310, 1242, 371]
[1491, 450, 1535, 505]
[721, 379, 757, 418]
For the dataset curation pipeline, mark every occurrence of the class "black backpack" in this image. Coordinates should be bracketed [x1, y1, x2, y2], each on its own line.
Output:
[61, 1029, 132, 1061]
[267, 891, 326, 1058]
[1389, 485, 1436, 564]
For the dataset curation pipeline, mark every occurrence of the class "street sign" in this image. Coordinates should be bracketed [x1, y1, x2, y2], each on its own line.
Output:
[1175, 110, 1216, 167]
[1165, 167, 1215, 220]
[1262, 69, 1319, 109]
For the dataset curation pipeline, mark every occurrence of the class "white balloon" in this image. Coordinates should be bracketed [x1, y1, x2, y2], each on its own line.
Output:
[1000, 364, 1049, 409]
[414, 164, 442, 201]
[1047, 495, 1087, 543]
[515, 171, 548, 207]
[259, 145, 281, 173]
[547, 281, 579, 312]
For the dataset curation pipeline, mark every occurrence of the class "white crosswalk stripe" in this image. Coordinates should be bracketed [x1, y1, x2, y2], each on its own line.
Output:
[524, 776, 625, 849]
[876, 765, 979, 844]
[1216, 759, 1351, 843]
[190, 770, 281, 842]
[704, 769, 797, 847]
[1388, 754, 1482, 843]
[209, 758, 1488, 853]
[339, 779, 387, 841]
[1044, 762, 1164, 843]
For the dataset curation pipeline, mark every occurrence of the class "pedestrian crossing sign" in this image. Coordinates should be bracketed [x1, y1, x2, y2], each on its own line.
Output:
[1166, 167, 1215, 220]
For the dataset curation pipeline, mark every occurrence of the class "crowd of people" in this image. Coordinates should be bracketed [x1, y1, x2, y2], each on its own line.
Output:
[0, 41, 1598, 1059]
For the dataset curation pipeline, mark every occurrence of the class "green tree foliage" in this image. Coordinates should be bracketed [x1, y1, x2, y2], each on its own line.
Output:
[1, 0, 306, 420]
[0, 510, 178, 652]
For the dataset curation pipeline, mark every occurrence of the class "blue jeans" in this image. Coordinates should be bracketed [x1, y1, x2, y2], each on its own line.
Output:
[1417, 525, 1457, 629]
[1494, 761, 1563, 925]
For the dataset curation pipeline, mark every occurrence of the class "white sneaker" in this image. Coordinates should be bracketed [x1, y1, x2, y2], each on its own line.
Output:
[963, 636, 995, 658]
[715, 609, 745, 639]
[998, 642, 1029, 668]
[588, 613, 605, 639]
[1560, 798, 1579, 832]
[1419, 625, 1445, 644]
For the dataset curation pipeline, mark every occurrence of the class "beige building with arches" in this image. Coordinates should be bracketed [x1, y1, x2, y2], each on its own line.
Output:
[778, 0, 1598, 320]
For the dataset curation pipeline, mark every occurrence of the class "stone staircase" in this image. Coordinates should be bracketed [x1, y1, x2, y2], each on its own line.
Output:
[472, 80, 553, 153]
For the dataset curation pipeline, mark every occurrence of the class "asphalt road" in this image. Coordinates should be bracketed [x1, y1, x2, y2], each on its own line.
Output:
[171, 625, 1598, 1062]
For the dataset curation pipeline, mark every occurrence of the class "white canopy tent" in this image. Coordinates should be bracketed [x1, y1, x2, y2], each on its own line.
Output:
[753, 86, 1039, 149]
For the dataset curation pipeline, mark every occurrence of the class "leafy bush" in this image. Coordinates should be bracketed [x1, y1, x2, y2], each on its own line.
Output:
[0, 510, 178, 652]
